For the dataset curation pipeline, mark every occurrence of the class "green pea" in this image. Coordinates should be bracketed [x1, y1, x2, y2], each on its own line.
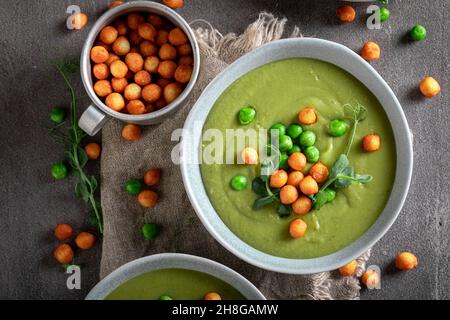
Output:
[304, 146, 320, 163]
[142, 223, 159, 240]
[269, 123, 286, 137]
[298, 130, 316, 147]
[325, 188, 336, 203]
[159, 295, 173, 300]
[125, 179, 143, 195]
[238, 106, 256, 125]
[230, 175, 248, 191]
[278, 135, 293, 152]
[329, 119, 349, 137]
[288, 145, 301, 156]
[50, 107, 66, 124]
[286, 124, 303, 139]
[279, 152, 289, 170]
[51, 162, 68, 180]
[379, 7, 390, 22]
[410, 24, 427, 41]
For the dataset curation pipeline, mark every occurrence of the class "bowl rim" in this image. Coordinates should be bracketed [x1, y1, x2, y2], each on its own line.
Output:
[86, 253, 266, 300]
[180, 38, 413, 274]
[80, 0, 200, 122]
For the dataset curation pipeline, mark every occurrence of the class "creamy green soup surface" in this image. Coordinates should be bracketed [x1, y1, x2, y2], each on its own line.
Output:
[200, 58, 396, 259]
[106, 268, 244, 300]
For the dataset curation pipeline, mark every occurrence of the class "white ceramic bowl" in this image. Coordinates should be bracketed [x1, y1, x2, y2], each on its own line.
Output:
[86, 253, 265, 300]
[180, 38, 413, 274]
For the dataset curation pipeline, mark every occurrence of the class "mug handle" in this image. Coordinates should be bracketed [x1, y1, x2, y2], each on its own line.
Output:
[79, 105, 109, 136]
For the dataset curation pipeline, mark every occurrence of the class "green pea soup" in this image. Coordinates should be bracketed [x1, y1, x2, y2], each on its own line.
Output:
[106, 268, 245, 300]
[200, 58, 396, 259]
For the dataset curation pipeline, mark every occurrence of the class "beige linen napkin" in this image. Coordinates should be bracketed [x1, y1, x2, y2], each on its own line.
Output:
[100, 12, 370, 300]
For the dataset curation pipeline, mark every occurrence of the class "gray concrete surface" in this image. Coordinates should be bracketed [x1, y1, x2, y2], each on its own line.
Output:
[0, 0, 449, 300]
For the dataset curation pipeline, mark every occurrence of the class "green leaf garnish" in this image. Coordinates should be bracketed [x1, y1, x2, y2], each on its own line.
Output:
[313, 190, 329, 210]
[253, 195, 276, 209]
[312, 103, 373, 210]
[277, 204, 292, 218]
[252, 177, 267, 196]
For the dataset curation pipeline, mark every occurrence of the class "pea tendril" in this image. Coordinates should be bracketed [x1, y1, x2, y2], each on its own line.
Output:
[50, 62, 103, 234]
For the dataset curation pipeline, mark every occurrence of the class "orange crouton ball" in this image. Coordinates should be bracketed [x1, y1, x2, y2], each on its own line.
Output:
[122, 124, 142, 141]
[90, 46, 109, 64]
[114, 20, 128, 35]
[203, 292, 222, 301]
[289, 219, 307, 239]
[361, 42, 381, 61]
[53, 244, 74, 264]
[336, 5, 356, 23]
[138, 23, 157, 41]
[174, 64, 193, 83]
[395, 252, 418, 271]
[339, 260, 358, 276]
[112, 36, 131, 56]
[287, 171, 304, 187]
[179, 56, 194, 66]
[158, 60, 177, 79]
[105, 92, 125, 111]
[84, 142, 102, 160]
[93, 63, 110, 80]
[280, 185, 299, 205]
[419, 76, 441, 98]
[111, 77, 128, 93]
[309, 162, 329, 184]
[110, 60, 129, 78]
[298, 107, 317, 125]
[140, 41, 158, 57]
[124, 83, 142, 100]
[159, 43, 177, 60]
[125, 52, 144, 72]
[135, 70, 152, 86]
[362, 134, 381, 152]
[70, 12, 89, 30]
[148, 14, 164, 29]
[156, 30, 169, 46]
[126, 100, 147, 115]
[144, 56, 160, 73]
[142, 84, 162, 103]
[299, 176, 319, 195]
[75, 232, 96, 250]
[127, 13, 144, 30]
[54, 224, 74, 241]
[163, 82, 183, 103]
[163, 0, 184, 10]
[109, 1, 124, 9]
[99, 26, 119, 44]
[288, 152, 307, 171]
[270, 170, 288, 188]
[241, 147, 258, 165]
[361, 270, 380, 288]
[291, 196, 312, 215]
[144, 169, 161, 186]
[168, 27, 188, 46]
[94, 80, 113, 97]
[138, 190, 159, 207]
[178, 43, 192, 56]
